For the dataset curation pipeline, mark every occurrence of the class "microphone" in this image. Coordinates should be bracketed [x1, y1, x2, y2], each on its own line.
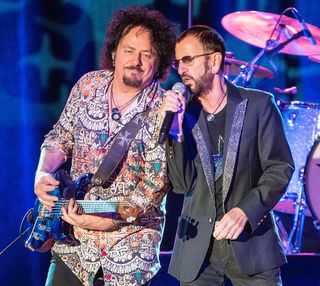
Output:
[292, 8, 316, 45]
[158, 82, 186, 144]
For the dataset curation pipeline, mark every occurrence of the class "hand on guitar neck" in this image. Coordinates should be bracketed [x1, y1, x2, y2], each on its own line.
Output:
[60, 197, 140, 230]
[26, 169, 141, 252]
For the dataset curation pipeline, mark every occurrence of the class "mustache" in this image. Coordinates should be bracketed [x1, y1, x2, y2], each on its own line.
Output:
[181, 73, 194, 81]
[125, 65, 144, 72]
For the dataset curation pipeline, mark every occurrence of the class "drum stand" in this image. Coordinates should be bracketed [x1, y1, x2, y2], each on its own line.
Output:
[285, 168, 307, 253]
[313, 220, 320, 232]
[232, 8, 315, 88]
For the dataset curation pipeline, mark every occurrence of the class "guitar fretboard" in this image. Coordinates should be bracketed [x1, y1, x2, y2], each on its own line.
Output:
[40, 200, 125, 216]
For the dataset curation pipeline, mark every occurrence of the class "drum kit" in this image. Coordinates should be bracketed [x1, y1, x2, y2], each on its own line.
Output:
[221, 8, 320, 254]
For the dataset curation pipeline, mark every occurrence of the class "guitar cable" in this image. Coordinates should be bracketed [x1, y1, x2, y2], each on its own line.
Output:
[0, 208, 33, 256]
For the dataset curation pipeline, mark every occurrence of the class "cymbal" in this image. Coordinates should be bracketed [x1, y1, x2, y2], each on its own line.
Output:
[224, 57, 274, 78]
[308, 54, 320, 63]
[222, 11, 320, 56]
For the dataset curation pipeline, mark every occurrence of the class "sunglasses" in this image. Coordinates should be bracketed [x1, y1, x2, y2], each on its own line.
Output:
[172, 52, 215, 70]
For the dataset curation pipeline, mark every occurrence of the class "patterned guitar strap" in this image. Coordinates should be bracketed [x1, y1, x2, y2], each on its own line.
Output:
[92, 106, 150, 187]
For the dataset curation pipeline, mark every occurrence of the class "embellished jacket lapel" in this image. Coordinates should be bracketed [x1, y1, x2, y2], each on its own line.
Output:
[184, 82, 248, 205]
[222, 81, 248, 203]
[185, 98, 216, 200]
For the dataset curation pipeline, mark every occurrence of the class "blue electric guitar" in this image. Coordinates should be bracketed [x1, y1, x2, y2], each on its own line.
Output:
[25, 169, 139, 252]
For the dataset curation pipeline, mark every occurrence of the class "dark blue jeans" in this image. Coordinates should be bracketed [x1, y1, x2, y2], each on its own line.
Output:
[181, 239, 282, 286]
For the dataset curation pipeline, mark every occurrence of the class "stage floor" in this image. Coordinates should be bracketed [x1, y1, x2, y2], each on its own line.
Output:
[151, 252, 320, 286]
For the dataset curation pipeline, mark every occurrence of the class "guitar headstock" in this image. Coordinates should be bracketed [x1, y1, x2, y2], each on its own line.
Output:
[118, 199, 141, 223]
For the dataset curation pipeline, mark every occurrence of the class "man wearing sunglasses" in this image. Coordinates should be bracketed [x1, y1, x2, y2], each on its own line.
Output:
[160, 25, 294, 285]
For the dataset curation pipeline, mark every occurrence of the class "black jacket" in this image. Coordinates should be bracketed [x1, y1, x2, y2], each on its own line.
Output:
[167, 80, 294, 282]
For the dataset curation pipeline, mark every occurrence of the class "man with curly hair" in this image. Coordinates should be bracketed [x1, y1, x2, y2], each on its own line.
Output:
[34, 6, 176, 286]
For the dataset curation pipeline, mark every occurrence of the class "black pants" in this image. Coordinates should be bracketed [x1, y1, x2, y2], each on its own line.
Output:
[181, 239, 282, 286]
[45, 253, 83, 286]
[45, 253, 151, 286]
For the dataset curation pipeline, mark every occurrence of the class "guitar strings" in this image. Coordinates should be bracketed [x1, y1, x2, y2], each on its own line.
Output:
[41, 201, 130, 215]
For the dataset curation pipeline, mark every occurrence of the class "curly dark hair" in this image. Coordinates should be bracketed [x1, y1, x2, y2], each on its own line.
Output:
[100, 6, 176, 80]
[177, 25, 226, 72]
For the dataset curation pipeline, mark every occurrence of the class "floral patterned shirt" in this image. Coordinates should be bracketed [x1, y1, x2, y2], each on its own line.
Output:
[42, 70, 170, 286]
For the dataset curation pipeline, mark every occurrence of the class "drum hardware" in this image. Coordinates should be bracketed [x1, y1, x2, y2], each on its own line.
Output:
[230, 43, 274, 87]
[274, 86, 298, 95]
[308, 54, 320, 63]
[273, 98, 318, 254]
[221, 8, 320, 87]
[281, 136, 320, 253]
[221, 8, 320, 56]
[275, 101, 320, 213]
[285, 168, 307, 254]
[275, 102, 320, 253]
[187, 0, 193, 28]
[224, 51, 274, 79]
[313, 220, 320, 231]
[304, 138, 320, 228]
[221, 7, 320, 252]
[274, 213, 293, 255]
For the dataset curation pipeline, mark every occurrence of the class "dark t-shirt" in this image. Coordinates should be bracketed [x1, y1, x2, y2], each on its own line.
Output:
[203, 106, 226, 221]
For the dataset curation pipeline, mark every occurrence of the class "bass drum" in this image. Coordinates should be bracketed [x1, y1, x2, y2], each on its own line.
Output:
[274, 101, 320, 215]
[305, 139, 320, 221]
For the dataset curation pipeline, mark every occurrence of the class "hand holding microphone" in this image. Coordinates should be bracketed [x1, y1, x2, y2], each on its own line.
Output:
[158, 83, 186, 144]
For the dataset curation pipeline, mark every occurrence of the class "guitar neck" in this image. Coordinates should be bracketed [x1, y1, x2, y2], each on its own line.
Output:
[54, 200, 121, 214]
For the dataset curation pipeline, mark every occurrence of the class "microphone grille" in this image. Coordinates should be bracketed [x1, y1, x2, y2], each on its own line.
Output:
[172, 82, 186, 94]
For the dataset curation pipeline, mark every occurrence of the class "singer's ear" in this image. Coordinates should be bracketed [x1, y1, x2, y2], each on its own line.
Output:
[211, 52, 222, 74]
[112, 51, 116, 61]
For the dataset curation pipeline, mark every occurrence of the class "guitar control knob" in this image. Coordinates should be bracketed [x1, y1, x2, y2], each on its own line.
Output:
[94, 178, 103, 186]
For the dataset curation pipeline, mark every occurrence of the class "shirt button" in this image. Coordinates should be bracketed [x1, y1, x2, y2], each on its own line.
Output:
[208, 217, 213, 224]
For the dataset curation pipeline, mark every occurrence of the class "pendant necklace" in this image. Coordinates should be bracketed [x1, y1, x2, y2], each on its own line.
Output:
[111, 107, 121, 121]
[109, 84, 140, 121]
[204, 93, 227, 122]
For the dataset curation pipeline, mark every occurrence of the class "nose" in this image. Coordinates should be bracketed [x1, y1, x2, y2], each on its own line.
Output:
[132, 52, 142, 66]
[178, 62, 187, 75]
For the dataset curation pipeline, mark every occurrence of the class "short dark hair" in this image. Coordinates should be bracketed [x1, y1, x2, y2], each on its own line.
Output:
[177, 25, 225, 71]
[100, 6, 176, 80]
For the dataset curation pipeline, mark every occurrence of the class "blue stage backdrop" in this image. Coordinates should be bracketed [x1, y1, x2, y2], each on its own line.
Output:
[0, 0, 319, 285]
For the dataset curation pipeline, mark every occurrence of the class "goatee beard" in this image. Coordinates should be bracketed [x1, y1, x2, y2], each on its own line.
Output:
[122, 66, 144, 88]
[123, 75, 142, 88]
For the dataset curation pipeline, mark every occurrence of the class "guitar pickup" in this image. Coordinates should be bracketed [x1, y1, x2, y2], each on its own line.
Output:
[37, 224, 51, 232]
[32, 232, 44, 241]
